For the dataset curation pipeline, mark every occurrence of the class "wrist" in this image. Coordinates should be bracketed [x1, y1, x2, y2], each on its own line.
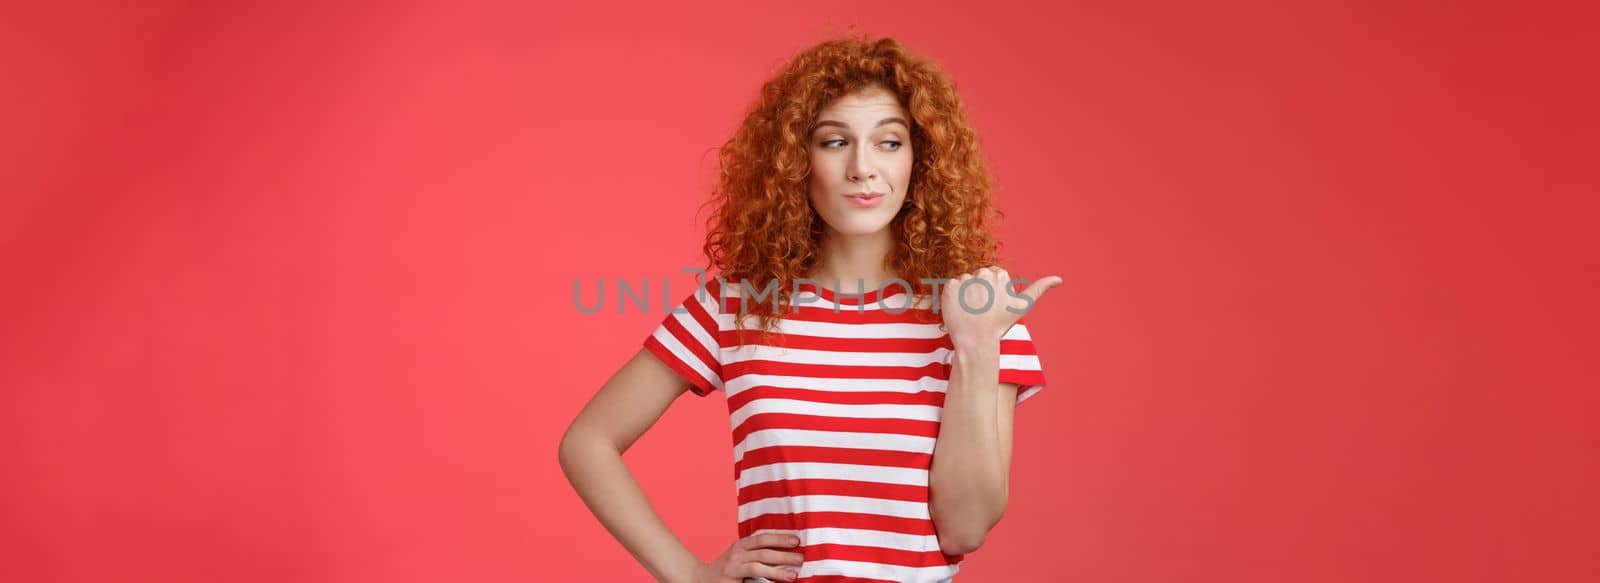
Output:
[950, 334, 1001, 356]
[948, 340, 1001, 396]
[950, 340, 1001, 366]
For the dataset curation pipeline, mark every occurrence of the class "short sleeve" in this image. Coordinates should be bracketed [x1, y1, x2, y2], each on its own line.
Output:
[998, 318, 1047, 405]
[642, 280, 726, 397]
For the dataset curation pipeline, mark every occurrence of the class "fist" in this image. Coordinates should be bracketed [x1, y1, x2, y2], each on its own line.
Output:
[938, 266, 1061, 348]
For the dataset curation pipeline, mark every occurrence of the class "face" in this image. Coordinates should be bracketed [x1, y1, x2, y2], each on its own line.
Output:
[807, 86, 914, 237]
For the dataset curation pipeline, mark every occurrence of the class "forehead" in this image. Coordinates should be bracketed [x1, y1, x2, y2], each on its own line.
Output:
[814, 87, 906, 122]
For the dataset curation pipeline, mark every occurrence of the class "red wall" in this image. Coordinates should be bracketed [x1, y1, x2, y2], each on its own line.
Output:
[3, 1, 1596, 581]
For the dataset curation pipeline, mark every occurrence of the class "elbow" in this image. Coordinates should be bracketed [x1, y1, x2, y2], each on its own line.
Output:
[559, 420, 627, 471]
[557, 424, 600, 474]
[938, 532, 986, 556]
[932, 513, 998, 556]
[932, 499, 1006, 556]
[556, 428, 579, 474]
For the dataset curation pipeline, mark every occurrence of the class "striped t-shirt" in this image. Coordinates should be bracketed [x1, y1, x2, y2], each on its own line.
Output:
[643, 279, 1047, 583]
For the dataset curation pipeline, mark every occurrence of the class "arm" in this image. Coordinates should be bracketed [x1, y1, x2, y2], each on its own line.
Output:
[929, 266, 1060, 555]
[557, 347, 703, 583]
[928, 338, 1019, 555]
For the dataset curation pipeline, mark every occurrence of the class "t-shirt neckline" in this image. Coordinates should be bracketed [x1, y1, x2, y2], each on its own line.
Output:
[796, 280, 908, 306]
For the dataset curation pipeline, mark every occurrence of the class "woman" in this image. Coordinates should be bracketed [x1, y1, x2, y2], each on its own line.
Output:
[559, 35, 1062, 583]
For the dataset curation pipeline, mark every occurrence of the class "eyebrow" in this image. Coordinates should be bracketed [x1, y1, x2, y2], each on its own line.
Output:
[811, 117, 910, 133]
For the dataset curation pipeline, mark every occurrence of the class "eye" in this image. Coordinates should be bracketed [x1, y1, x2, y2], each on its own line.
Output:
[880, 140, 903, 151]
[820, 138, 847, 148]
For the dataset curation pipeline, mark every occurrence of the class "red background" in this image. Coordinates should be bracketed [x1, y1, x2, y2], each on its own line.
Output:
[3, 1, 1596, 581]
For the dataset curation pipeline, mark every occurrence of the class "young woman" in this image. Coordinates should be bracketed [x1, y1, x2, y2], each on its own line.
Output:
[559, 35, 1062, 583]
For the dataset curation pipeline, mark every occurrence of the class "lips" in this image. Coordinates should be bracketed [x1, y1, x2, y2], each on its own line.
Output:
[844, 191, 885, 208]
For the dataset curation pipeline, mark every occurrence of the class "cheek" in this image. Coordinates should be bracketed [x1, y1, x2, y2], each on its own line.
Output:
[807, 174, 832, 211]
[892, 155, 914, 189]
[806, 154, 825, 183]
[809, 156, 841, 201]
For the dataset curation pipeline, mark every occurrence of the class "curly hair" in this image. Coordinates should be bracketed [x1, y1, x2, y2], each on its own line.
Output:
[702, 34, 1002, 343]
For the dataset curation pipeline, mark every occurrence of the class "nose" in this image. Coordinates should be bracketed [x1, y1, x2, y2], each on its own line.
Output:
[847, 144, 877, 184]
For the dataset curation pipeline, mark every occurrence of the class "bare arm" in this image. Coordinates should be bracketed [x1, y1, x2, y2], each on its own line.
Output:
[558, 347, 702, 583]
[929, 266, 1060, 555]
[928, 341, 1018, 555]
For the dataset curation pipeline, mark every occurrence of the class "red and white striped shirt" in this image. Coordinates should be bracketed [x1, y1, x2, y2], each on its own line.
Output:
[644, 279, 1047, 583]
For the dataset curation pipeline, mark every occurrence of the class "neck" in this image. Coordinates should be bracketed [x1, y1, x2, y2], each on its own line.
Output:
[810, 226, 898, 293]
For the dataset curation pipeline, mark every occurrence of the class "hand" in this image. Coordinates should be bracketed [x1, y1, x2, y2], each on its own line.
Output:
[686, 533, 804, 583]
[939, 266, 1062, 349]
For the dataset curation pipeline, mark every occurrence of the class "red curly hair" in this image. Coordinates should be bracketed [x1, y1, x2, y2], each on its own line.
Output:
[703, 34, 1003, 342]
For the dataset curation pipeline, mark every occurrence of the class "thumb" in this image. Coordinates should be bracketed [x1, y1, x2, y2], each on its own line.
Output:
[1021, 275, 1063, 303]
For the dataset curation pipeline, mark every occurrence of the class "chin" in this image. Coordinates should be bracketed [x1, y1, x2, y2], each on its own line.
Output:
[833, 223, 891, 236]
[825, 210, 899, 236]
